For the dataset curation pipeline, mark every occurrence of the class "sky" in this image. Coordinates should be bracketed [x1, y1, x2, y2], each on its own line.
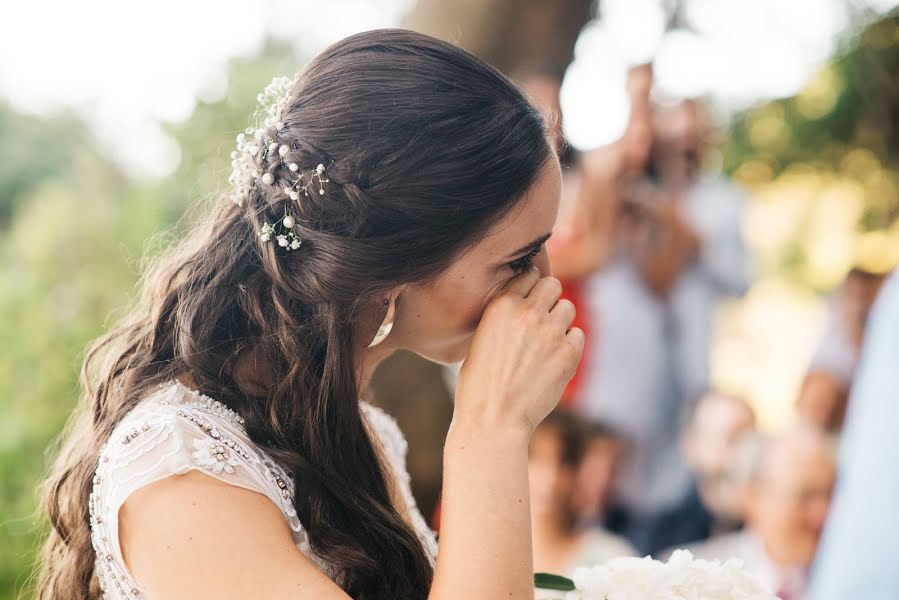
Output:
[1, 0, 896, 177]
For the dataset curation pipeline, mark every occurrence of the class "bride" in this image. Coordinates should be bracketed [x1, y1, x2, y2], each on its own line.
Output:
[37, 28, 583, 599]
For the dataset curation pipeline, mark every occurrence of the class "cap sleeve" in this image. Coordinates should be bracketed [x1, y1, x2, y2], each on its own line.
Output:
[89, 387, 314, 590]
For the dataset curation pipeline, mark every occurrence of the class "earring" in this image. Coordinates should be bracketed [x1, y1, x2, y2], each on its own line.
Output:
[367, 299, 395, 348]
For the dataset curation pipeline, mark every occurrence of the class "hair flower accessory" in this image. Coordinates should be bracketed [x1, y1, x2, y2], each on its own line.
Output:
[260, 209, 302, 251]
[229, 74, 334, 211]
[228, 75, 297, 206]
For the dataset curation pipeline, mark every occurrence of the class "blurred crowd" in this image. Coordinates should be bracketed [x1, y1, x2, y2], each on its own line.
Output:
[495, 65, 889, 599]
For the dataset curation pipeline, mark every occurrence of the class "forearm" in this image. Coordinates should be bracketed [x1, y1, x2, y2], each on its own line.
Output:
[429, 422, 533, 600]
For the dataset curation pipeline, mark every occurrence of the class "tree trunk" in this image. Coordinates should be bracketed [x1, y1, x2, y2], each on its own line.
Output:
[402, 0, 595, 78]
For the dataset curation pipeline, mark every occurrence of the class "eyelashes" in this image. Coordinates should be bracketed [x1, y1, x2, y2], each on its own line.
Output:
[508, 243, 545, 274]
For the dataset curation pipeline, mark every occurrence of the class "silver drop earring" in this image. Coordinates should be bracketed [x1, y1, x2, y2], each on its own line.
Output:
[367, 299, 395, 348]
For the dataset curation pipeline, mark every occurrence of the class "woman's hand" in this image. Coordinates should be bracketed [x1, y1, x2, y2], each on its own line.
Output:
[454, 267, 585, 437]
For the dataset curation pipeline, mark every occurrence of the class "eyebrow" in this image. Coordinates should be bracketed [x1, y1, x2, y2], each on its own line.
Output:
[505, 232, 552, 261]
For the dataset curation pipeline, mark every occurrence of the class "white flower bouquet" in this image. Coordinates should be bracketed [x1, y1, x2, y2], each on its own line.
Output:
[534, 550, 780, 600]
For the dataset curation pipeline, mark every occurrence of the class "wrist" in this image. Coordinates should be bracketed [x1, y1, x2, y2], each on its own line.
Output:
[445, 416, 531, 454]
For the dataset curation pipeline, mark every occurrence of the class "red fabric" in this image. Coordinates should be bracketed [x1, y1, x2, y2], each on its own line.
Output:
[559, 279, 590, 408]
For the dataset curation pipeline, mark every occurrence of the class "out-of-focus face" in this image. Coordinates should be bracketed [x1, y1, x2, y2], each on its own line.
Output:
[389, 160, 561, 364]
[573, 436, 621, 523]
[682, 394, 756, 520]
[745, 432, 836, 567]
[653, 101, 704, 152]
[528, 425, 576, 518]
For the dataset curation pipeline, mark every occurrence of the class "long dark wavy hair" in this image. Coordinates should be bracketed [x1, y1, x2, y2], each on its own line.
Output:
[36, 28, 552, 599]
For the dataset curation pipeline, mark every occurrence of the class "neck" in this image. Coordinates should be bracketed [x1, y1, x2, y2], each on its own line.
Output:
[357, 339, 399, 392]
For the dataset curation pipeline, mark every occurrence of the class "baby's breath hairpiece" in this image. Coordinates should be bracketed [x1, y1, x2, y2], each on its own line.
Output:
[260, 207, 302, 251]
[229, 74, 335, 252]
[228, 75, 296, 207]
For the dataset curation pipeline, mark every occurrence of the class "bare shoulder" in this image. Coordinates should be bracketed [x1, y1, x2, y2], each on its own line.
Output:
[119, 469, 351, 599]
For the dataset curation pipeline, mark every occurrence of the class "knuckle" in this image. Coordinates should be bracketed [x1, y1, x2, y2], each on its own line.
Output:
[519, 303, 541, 326]
[543, 276, 563, 297]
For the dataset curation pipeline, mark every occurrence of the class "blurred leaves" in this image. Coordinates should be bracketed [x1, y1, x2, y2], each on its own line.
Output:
[0, 41, 302, 600]
[724, 10, 899, 289]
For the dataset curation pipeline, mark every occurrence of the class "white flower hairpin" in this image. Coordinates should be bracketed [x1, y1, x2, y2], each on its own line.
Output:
[229, 75, 296, 207]
[229, 74, 336, 253]
[229, 74, 333, 205]
[260, 207, 302, 251]
[281, 162, 330, 201]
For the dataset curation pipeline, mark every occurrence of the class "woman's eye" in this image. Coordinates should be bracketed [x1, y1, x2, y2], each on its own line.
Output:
[508, 244, 544, 273]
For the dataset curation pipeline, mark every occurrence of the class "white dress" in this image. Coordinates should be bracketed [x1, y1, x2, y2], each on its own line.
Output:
[88, 380, 439, 598]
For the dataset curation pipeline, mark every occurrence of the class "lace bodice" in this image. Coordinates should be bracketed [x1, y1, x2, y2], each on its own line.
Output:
[88, 380, 438, 598]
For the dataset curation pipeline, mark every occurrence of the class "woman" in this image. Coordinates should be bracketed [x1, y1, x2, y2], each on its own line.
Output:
[36, 29, 583, 599]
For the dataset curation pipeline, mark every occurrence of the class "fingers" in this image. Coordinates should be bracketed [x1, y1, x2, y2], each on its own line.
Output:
[565, 326, 585, 354]
[500, 266, 541, 299]
[549, 298, 576, 331]
[527, 276, 563, 312]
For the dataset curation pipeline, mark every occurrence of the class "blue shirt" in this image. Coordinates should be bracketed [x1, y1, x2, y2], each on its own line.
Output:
[809, 270, 899, 599]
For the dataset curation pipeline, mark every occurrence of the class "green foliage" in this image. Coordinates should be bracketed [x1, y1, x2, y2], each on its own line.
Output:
[0, 41, 302, 600]
[722, 10, 899, 288]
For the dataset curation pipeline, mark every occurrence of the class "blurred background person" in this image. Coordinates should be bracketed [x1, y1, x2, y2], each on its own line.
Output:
[680, 391, 758, 536]
[797, 266, 888, 432]
[572, 419, 627, 528]
[579, 81, 750, 556]
[809, 270, 899, 600]
[530, 409, 636, 577]
[649, 99, 751, 402]
[683, 426, 836, 600]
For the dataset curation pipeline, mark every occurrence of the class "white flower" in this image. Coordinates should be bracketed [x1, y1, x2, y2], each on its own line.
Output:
[277, 235, 289, 247]
[191, 438, 240, 474]
[260, 232, 271, 242]
[290, 238, 301, 250]
[559, 550, 777, 600]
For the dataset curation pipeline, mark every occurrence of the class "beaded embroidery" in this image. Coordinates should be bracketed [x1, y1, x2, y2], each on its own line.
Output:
[88, 380, 437, 598]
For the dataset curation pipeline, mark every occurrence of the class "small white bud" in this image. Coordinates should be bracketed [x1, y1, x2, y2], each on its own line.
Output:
[282, 215, 295, 229]
[261, 173, 274, 185]
[279, 145, 289, 157]
[289, 163, 299, 172]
